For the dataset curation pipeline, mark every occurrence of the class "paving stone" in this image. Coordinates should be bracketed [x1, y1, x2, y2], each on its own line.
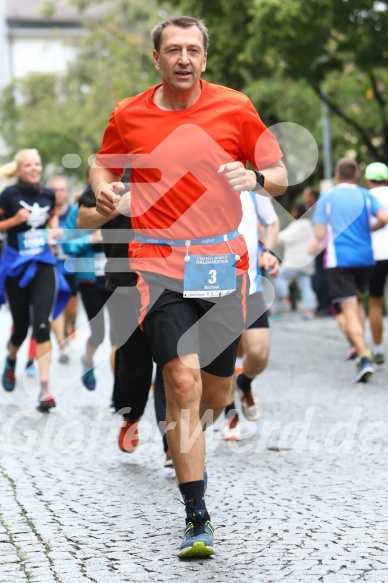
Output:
[0, 308, 388, 581]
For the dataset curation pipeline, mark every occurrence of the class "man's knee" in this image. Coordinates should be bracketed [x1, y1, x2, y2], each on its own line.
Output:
[164, 361, 201, 409]
[245, 341, 269, 371]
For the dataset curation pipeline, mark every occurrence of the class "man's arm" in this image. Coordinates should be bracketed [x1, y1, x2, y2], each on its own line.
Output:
[261, 217, 279, 251]
[371, 208, 388, 231]
[308, 223, 327, 255]
[261, 218, 280, 276]
[90, 167, 125, 217]
[77, 204, 115, 229]
[218, 160, 288, 197]
[254, 161, 288, 197]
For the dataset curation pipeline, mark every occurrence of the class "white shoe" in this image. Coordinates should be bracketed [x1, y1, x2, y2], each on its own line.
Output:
[164, 449, 174, 468]
[220, 416, 241, 441]
[239, 389, 260, 421]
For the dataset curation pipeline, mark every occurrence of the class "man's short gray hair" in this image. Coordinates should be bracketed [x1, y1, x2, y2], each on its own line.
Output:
[151, 16, 209, 53]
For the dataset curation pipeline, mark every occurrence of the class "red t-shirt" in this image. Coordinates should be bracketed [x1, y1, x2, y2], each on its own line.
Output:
[96, 80, 282, 279]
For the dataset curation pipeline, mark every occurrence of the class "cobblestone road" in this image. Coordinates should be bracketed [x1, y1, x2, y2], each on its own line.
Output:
[0, 305, 387, 582]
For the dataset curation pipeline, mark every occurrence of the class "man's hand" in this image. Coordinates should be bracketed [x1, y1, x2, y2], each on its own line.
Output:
[116, 191, 131, 217]
[95, 181, 125, 217]
[218, 160, 288, 197]
[218, 162, 255, 192]
[261, 251, 279, 277]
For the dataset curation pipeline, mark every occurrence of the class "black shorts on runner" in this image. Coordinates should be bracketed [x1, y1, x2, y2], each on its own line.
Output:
[326, 266, 374, 303]
[139, 273, 248, 377]
[246, 292, 269, 329]
[369, 260, 388, 298]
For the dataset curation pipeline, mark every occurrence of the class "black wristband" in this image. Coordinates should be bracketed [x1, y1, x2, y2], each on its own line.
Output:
[261, 248, 276, 256]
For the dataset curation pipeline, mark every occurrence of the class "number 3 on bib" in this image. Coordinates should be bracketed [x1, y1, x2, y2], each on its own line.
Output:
[183, 254, 236, 298]
[208, 269, 217, 284]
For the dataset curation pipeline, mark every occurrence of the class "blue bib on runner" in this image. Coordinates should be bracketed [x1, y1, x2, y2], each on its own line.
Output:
[17, 229, 48, 255]
[183, 254, 236, 298]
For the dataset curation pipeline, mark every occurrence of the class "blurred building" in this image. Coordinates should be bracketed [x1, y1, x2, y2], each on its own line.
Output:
[0, 0, 108, 92]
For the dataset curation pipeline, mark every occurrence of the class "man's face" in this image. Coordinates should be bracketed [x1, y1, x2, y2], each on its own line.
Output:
[153, 25, 207, 92]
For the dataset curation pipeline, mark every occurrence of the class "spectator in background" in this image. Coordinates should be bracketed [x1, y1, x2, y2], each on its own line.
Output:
[365, 162, 388, 367]
[274, 203, 316, 320]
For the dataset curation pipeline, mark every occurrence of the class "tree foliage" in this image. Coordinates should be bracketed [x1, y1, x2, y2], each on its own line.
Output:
[1, 0, 387, 186]
[171, 0, 388, 165]
[0, 0, 173, 174]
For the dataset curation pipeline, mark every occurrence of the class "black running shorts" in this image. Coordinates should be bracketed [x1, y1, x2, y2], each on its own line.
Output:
[138, 273, 248, 376]
[369, 260, 388, 298]
[326, 266, 374, 302]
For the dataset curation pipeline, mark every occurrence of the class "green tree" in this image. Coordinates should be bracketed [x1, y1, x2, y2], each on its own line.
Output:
[171, 0, 388, 165]
[0, 0, 173, 175]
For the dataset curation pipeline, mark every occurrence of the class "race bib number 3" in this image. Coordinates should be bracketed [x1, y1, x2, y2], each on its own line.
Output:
[17, 230, 48, 256]
[183, 254, 237, 298]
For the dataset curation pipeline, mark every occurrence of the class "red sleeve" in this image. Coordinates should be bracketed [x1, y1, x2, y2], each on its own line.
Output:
[95, 107, 127, 175]
[240, 100, 283, 169]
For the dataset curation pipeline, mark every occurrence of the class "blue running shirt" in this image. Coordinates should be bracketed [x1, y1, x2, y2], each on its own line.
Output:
[313, 184, 382, 268]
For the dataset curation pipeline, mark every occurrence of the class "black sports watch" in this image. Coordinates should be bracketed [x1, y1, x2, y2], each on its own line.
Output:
[252, 169, 265, 191]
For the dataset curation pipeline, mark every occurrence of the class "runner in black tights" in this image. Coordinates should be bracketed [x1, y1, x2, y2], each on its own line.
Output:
[0, 149, 70, 411]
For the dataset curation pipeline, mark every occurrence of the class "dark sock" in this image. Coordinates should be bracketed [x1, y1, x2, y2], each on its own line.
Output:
[224, 401, 238, 419]
[237, 373, 252, 393]
[7, 357, 16, 366]
[179, 480, 209, 522]
[40, 381, 48, 393]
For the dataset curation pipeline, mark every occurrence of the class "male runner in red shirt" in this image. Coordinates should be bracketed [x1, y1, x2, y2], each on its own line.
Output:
[91, 15, 287, 558]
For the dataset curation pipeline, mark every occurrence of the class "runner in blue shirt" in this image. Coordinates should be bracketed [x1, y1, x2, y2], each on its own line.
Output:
[310, 157, 388, 382]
